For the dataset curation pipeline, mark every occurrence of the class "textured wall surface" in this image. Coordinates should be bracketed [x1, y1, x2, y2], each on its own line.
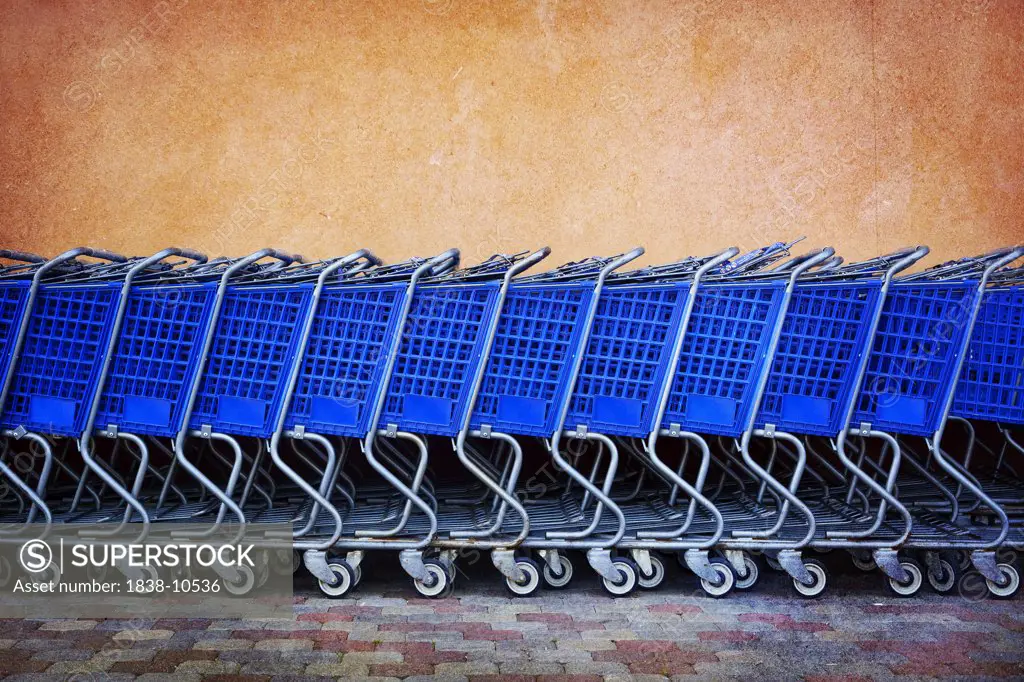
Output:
[1, 0, 1022, 267]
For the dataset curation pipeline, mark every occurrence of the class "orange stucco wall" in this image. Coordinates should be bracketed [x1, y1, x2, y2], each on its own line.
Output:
[2, 0, 1021, 267]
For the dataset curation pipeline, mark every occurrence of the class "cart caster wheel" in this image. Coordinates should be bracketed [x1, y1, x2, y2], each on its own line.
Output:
[735, 553, 760, 591]
[505, 558, 542, 597]
[926, 558, 960, 594]
[414, 559, 453, 599]
[851, 553, 876, 572]
[700, 558, 736, 598]
[986, 563, 1020, 600]
[637, 555, 666, 590]
[793, 559, 828, 598]
[887, 558, 924, 598]
[223, 565, 257, 597]
[996, 548, 1018, 566]
[542, 555, 573, 589]
[318, 561, 355, 598]
[352, 564, 363, 586]
[133, 565, 160, 592]
[765, 555, 783, 572]
[437, 556, 457, 582]
[602, 558, 639, 597]
[270, 549, 295, 576]
[956, 551, 972, 572]
[255, 563, 270, 589]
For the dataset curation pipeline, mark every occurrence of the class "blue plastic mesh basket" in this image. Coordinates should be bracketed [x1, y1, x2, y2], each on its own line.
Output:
[0, 281, 31, 402]
[757, 281, 883, 436]
[95, 283, 218, 437]
[953, 285, 1024, 425]
[380, 282, 502, 436]
[0, 283, 122, 436]
[189, 284, 314, 438]
[564, 284, 690, 438]
[284, 283, 408, 437]
[853, 280, 978, 436]
[470, 282, 593, 436]
[662, 281, 787, 437]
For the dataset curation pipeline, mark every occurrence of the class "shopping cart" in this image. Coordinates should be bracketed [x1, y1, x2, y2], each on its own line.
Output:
[654, 245, 835, 595]
[161, 248, 374, 593]
[459, 248, 650, 596]
[534, 247, 740, 597]
[952, 260, 1024, 563]
[739, 247, 932, 597]
[356, 249, 556, 598]
[0, 248, 159, 583]
[839, 247, 1024, 598]
[270, 249, 466, 597]
[69, 249, 214, 547]
[0, 250, 52, 541]
[89, 251, 221, 533]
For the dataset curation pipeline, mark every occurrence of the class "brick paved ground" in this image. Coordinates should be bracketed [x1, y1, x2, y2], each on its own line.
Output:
[1, 552, 1022, 680]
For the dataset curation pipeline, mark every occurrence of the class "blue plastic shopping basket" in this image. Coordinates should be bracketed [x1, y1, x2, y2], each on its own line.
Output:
[661, 281, 788, 437]
[95, 282, 219, 437]
[283, 281, 409, 437]
[852, 280, 979, 436]
[469, 281, 594, 437]
[563, 282, 691, 437]
[756, 280, 883, 436]
[0, 280, 31, 401]
[379, 281, 503, 436]
[188, 283, 315, 438]
[0, 281, 123, 436]
[953, 283, 1024, 425]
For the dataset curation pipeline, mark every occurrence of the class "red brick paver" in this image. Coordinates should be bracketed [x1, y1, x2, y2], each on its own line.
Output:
[1, 558, 1022, 679]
